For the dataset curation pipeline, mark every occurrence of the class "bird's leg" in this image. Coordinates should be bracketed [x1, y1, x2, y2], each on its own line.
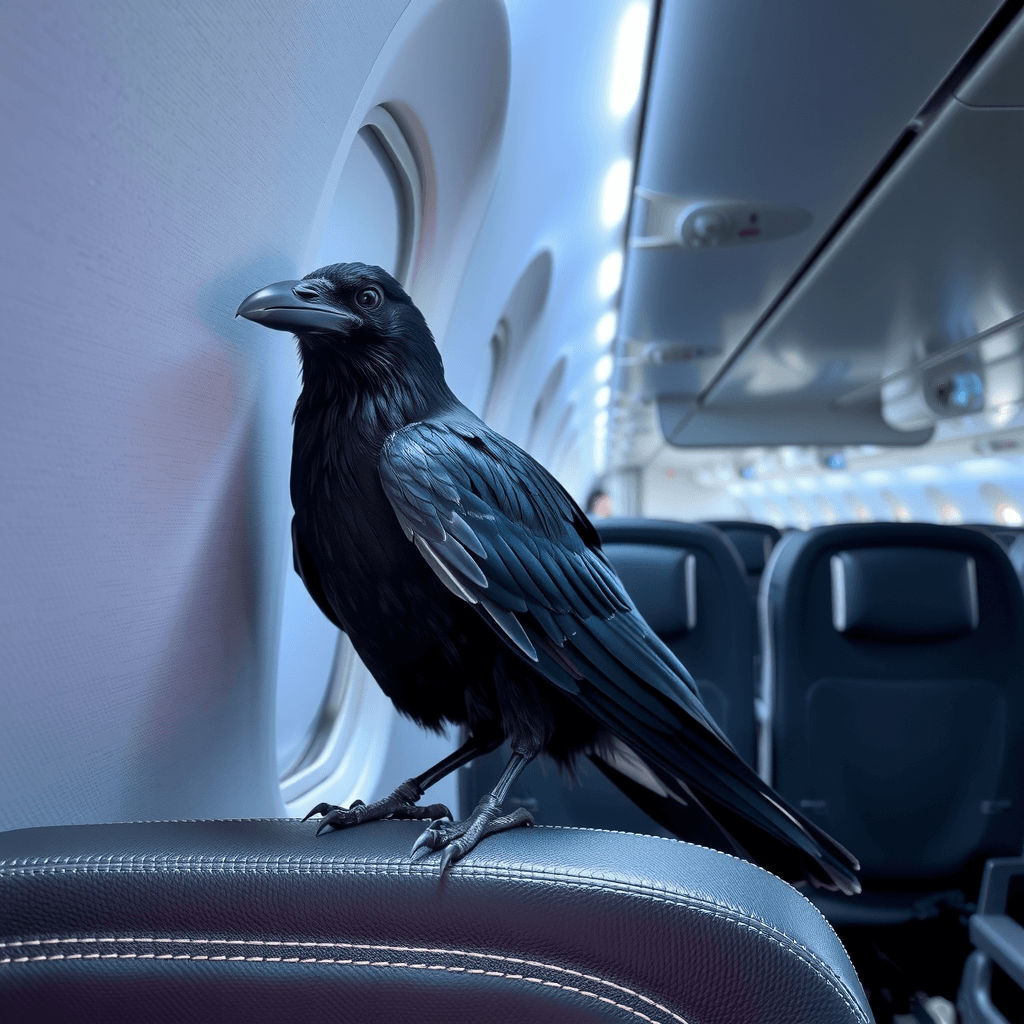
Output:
[411, 744, 538, 872]
[305, 734, 500, 836]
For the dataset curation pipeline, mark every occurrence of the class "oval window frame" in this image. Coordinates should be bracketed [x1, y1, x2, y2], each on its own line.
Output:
[278, 105, 422, 811]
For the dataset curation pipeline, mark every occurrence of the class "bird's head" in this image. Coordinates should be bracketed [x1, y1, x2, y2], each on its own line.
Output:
[236, 262, 444, 391]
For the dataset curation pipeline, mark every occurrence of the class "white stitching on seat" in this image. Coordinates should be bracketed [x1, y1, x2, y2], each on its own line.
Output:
[0, 942, 685, 1024]
[0, 859, 864, 1021]
[0, 924, 867, 1024]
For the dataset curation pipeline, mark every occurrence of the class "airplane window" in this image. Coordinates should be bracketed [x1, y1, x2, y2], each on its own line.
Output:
[526, 355, 567, 451]
[482, 250, 553, 424]
[483, 318, 511, 417]
[276, 106, 422, 800]
[311, 106, 421, 279]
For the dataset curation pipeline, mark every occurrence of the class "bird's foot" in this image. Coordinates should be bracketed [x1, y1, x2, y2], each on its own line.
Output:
[411, 794, 534, 872]
[304, 779, 452, 836]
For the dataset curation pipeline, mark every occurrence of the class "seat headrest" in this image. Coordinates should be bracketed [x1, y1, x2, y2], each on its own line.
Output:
[602, 542, 696, 635]
[722, 529, 773, 574]
[830, 547, 979, 639]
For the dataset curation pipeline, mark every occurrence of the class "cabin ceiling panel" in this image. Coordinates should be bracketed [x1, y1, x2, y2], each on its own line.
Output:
[691, 95, 1024, 445]
[957, 8, 1024, 106]
[619, 0, 999, 426]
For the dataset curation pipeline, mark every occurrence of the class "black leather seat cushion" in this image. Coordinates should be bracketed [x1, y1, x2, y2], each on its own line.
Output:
[0, 818, 872, 1024]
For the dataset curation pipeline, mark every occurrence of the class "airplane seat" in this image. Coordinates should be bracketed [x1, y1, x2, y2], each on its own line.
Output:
[1008, 535, 1024, 591]
[0, 818, 873, 1024]
[963, 523, 1024, 550]
[706, 519, 783, 596]
[760, 523, 1024, 927]
[460, 518, 758, 836]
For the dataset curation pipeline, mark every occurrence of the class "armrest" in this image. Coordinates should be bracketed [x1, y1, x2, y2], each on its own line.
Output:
[0, 818, 872, 1024]
[970, 915, 1024, 991]
[959, 856, 1024, 1024]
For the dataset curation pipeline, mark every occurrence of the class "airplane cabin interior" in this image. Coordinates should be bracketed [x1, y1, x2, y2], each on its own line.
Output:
[2, 2, 1024, 1023]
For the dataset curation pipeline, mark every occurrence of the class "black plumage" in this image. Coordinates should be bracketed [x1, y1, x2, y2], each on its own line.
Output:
[237, 262, 860, 893]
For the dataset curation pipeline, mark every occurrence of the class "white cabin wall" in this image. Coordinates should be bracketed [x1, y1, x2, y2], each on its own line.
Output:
[0, 0, 410, 832]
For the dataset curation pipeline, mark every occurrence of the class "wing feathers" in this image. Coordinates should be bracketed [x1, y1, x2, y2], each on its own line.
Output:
[378, 418, 860, 895]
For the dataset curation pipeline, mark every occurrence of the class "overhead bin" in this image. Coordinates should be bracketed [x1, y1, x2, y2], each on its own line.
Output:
[616, 0, 1007, 449]
[690, 77, 1024, 444]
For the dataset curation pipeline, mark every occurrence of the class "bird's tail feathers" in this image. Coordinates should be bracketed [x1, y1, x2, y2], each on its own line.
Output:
[588, 743, 751, 859]
[591, 738, 861, 896]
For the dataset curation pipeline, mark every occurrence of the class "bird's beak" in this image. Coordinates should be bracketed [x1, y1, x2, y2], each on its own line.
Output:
[235, 280, 362, 334]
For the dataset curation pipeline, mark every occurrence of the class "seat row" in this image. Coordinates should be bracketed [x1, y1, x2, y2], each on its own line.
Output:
[460, 518, 1024, 922]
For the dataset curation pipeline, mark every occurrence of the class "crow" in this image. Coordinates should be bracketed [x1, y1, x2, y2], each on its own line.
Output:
[237, 262, 860, 892]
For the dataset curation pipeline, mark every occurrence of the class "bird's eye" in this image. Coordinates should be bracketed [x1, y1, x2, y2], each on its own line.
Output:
[355, 286, 383, 310]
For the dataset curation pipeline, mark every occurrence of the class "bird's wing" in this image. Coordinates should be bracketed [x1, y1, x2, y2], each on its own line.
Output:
[379, 418, 718, 728]
[379, 417, 860, 894]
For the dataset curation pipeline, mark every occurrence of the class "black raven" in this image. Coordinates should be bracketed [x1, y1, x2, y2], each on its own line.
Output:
[237, 262, 860, 892]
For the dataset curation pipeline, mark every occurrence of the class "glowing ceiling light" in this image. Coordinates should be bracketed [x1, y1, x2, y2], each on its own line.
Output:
[961, 458, 1010, 477]
[904, 464, 946, 483]
[601, 159, 632, 227]
[996, 502, 1023, 526]
[609, 3, 650, 116]
[596, 310, 618, 345]
[594, 353, 614, 383]
[860, 470, 895, 486]
[594, 409, 610, 430]
[595, 385, 612, 408]
[598, 251, 624, 298]
[988, 402, 1019, 427]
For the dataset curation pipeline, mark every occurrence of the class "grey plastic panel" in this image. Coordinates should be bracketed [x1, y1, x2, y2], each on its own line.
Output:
[660, 398, 933, 447]
[695, 97, 1024, 444]
[958, 12, 1024, 106]
[959, 857, 1024, 1024]
[621, 0, 998, 420]
[959, 951, 1012, 1024]
[971, 915, 1024, 990]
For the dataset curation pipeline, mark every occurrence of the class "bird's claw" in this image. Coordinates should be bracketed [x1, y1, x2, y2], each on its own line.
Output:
[410, 817, 450, 860]
[439, 844, 457, 875]
[302, 802, 334, 822]
[314, 803, 369, 834]
[410, 803, 534, 873]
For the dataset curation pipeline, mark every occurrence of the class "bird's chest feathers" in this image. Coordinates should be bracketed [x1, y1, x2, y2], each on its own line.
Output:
[291, 405, 434, 624]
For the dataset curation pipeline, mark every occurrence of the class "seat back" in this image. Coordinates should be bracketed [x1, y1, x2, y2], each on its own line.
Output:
[762, 523, 1024, 884]
[963, 523, 1024, 550]
[0, 818, 872, 1024]
[707, 519, 782, 595]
